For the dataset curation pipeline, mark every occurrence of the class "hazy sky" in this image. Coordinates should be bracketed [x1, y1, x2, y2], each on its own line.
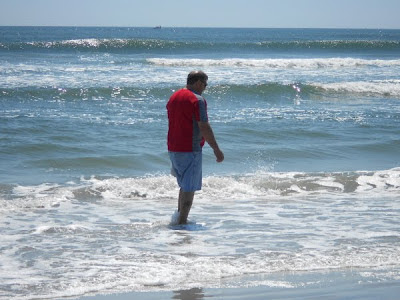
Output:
[1, 0, 399, 29]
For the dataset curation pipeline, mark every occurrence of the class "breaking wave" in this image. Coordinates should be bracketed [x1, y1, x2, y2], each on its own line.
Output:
[2, 168, 399, 211]
[147, 57, 400, 69]
[1, 38, 400, 52]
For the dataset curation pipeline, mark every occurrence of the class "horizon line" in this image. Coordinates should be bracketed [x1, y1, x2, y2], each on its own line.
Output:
[1, 25, 400, 30]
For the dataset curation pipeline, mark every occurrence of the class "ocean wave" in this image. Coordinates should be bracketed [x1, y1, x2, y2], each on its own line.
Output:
[0, 38, 182, 51]
[210, 80, 400, 99]
[2, 168, 399, 211]
[0, 86, 173, 102]
[314, 80, 400, 97]
[1, 38, 399, 52]
[147, 57, 400, 69]
[257, 39, 400, 50]
[2, 79, 400, 103]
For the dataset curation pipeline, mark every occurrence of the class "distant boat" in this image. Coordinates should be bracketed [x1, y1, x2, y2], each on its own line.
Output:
[153, 26, 162, 29]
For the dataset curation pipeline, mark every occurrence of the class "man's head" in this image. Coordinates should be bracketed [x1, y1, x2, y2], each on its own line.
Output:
[187, 71, 208, 95]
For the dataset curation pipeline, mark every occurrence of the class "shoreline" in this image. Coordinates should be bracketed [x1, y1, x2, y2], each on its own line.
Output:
[74, 269, 400, 300]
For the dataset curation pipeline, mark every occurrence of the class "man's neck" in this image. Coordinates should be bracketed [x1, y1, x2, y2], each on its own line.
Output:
[186, 85, 202, 95]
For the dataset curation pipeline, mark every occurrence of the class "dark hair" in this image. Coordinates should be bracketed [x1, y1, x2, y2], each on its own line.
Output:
[187, 71, 208, 85]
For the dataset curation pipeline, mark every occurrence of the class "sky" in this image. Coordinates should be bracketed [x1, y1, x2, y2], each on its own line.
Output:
[0, 0, 399, 29]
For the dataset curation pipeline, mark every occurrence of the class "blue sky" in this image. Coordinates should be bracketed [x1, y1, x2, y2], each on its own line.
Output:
[1, 0, 399, 29]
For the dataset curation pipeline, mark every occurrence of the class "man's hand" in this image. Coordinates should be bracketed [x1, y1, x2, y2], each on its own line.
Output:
[199, 121, 224, 163]
[214, 148, 224, 162]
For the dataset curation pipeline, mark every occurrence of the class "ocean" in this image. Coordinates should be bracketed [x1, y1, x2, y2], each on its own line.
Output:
[1, 27, 400, 299]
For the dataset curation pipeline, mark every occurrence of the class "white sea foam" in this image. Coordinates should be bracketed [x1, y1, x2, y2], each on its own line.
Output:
[0, 183, 69, 211]
[170, 210, 180, 225]
[2, 168, 399, 213]
[33, 224, 90, 234]
[147, 57, 400, 69]
[1, 168, 400, 299]
[356, 168, 400, 192]
[315, 79, 400, 97]
[2, 57, 400, 97]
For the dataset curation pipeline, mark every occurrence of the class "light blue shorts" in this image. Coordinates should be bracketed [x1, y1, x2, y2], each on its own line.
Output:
[169, 151, 202, 192]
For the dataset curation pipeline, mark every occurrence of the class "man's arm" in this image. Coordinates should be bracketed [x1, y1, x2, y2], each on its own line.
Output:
[198, 121, 224, 162]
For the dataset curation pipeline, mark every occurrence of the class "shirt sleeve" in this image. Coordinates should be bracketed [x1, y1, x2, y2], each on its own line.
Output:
[197, 96, 208, 122]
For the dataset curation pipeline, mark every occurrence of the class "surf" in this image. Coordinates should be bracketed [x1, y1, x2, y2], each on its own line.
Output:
[2, 168, 399, 212]
[147, 57, 400, 69]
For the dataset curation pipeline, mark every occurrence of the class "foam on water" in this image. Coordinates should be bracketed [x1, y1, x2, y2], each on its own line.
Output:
[315, 79, 400, 97]
[2, 64, 400, 100]
[1, 169, 399, 298]
[2, 168, 400, 211]
[147, 57, 400, 69]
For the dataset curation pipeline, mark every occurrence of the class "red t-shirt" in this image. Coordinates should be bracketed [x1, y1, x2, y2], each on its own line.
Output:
[167, 88, 208, 152]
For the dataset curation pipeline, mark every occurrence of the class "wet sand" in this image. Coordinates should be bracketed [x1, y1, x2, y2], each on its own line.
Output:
[76, 269, 400, 300]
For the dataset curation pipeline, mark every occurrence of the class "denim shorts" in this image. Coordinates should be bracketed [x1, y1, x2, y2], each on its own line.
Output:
[169, 151, 202, 192]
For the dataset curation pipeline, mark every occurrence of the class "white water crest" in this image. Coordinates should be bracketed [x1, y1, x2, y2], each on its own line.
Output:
[2, 168, 400, 212]
[314, 79, 400, 97]
[147, 57, 400, 69]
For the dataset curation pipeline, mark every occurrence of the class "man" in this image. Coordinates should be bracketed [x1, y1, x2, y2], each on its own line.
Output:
[167, 71, 224, 225]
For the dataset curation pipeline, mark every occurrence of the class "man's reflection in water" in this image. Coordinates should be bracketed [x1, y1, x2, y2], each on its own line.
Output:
[172, 288, 204, 300]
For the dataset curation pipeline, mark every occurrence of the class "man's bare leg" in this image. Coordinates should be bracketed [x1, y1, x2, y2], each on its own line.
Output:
[178, 189, 194, 224]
